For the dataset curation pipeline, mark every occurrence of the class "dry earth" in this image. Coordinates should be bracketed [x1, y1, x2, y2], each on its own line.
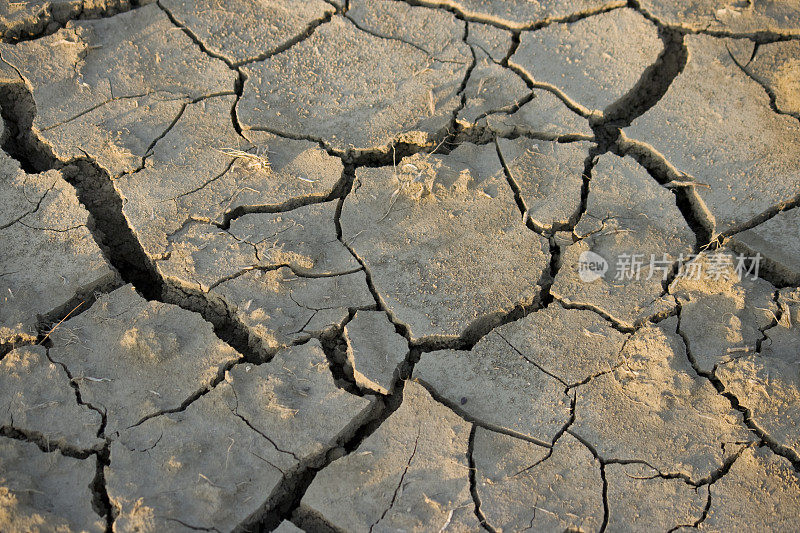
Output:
[1, 0, 800, 532]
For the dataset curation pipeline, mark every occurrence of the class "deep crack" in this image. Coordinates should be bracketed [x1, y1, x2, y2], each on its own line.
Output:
[676, 304, 800, 472]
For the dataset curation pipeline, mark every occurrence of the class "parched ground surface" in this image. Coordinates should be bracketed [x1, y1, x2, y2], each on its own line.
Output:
[1, 1, 800, 532]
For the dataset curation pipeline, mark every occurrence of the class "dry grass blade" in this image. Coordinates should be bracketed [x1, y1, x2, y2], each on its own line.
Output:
[379, 187, 402, 222]
[218, 148, 271, 170]
[38, 301, 84, 345]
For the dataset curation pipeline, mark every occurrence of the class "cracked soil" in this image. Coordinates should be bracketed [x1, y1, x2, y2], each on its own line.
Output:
[1, 0, 800, 531]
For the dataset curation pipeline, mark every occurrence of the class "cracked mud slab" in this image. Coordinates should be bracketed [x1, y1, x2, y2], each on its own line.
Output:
[497, 137, 589, 232]
[0, 152, 117, 345]
[159, 0, 335, 65]
[670, 250, 777, 375]
[0, 0, 137, 42]
[0, 3, 235, 177]
[744, 39, 800, 118]
[407, 0, 620, 30]
[48, 284, 243, 437]
[472, 79, 595, 140]
[1, 345, 101, 450]
[415, 302, 630, 439]
[346, 0, 463, 59]
[552, 153, 694, 328]
[700, 446, 800, 530]
[341, 142, 550, 343]
[0, 437, 102, 533]
[572, 317, 754, 480]
[605, 463, 709, 531]
[115, 94, 345, 256]
[625, 34, 800, 234]
[669, 252, 800, 483]
[714, 287, 800, 461]
[108, 341, 375, 532]
[238, 11, 471, 152]
[457, 47, 528, 126]
[413, 309, 588, 443]
[465, 21, 510, 63]
[344, 310, 408, 395]
[456, 20, 596, 136]
[158, 201, 373, 352]
[473, 428, 604, 532]
[487, 302, 629, 387]
[510, 7, 661, 113]
[638, 0, 800, 34]
[732, 206, 800, 285]
[298, 381, 478, 532]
